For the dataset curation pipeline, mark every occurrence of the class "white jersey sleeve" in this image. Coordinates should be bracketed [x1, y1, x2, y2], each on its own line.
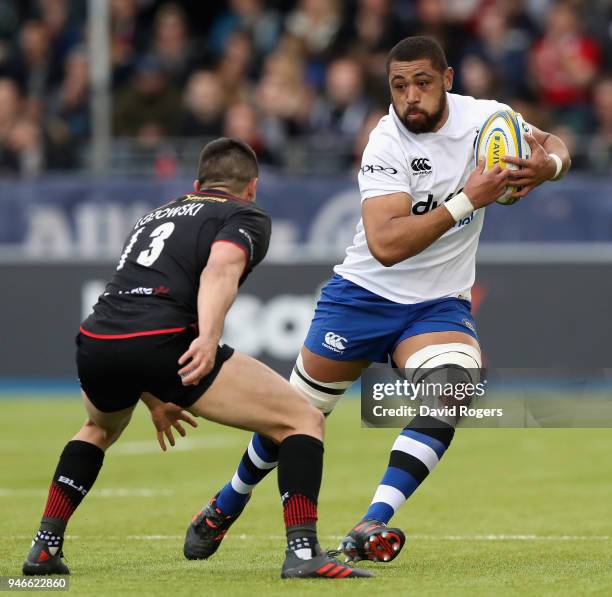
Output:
[358, 122, 411, 202]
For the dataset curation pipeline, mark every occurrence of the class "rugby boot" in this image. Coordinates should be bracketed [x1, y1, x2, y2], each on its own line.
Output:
[23, 534, 70, 575]
[281, 544, 373, 578]
[184, 492, 247, 560]
[338, 519, 405, 563]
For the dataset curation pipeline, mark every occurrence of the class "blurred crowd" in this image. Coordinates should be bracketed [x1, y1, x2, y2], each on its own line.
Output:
[0, 0, 610, 177]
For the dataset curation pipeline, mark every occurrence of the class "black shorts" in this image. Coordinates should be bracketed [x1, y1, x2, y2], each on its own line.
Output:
[75, 328, 235, 413]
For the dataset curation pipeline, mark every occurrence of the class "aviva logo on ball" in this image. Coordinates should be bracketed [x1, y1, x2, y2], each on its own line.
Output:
[474, 109, 531, 205]
[487, 132, 508, 168]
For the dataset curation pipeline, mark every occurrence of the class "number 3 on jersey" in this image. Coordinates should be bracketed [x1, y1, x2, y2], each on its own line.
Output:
[117, 222, 175, 270]
[137, 222, 175, 266]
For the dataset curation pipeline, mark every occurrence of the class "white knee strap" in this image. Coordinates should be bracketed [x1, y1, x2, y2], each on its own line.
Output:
[405, 343, 482, 424]
[289, 353, 352, 414]
[405, 343, 481, 381]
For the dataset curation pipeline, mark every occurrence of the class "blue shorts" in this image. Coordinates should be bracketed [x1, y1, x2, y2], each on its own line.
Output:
[304, 274, 478, 363]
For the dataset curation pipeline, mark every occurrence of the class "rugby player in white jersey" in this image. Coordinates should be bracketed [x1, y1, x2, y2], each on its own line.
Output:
[181, 36, 571, 565]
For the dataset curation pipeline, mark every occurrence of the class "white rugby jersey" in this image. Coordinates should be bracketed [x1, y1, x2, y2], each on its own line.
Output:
[335, 92, 510, 304]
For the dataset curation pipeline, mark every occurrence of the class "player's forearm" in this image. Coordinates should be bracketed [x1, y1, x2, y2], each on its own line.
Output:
[541, 134, 571, 180]
[368, 206, 456, 266]
[196, 265, 240, 344]
[140, 393, 162, 411]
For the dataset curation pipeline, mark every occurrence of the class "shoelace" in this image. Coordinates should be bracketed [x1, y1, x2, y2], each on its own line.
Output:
[326, 549, 343, 558]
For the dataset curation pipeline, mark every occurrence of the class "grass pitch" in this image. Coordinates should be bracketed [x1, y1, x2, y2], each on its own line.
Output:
[1, 396, 611, 596]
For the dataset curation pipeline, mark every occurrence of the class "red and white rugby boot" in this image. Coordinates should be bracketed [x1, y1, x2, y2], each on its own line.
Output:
[338, 519, 405, 563]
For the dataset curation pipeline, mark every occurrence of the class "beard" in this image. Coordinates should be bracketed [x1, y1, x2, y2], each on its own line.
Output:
[394, 92, 447, 134]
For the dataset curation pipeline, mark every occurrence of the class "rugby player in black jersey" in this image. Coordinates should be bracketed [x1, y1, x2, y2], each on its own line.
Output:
[22, 138, 371, 580]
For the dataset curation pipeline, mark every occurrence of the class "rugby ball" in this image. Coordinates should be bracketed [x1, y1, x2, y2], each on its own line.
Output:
[474, 110, 531, 205]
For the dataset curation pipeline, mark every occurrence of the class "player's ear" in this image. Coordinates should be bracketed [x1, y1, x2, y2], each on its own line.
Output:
[246, 177, 258, 201]
[193, 179, 200, 192]
[444, 67, 453, 91]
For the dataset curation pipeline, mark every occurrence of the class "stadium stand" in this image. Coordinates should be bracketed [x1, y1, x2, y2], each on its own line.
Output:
[0, 0, 609, 176]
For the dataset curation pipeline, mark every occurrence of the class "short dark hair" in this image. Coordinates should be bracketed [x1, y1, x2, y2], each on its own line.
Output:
[197, 137, 259, 191]
[386, 36, 448, 74]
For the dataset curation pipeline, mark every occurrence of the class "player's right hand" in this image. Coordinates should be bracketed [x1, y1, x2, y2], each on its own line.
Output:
[150, 401, 198, 451]
[178, 335, 218, 386]
[463, 157, 511, 208]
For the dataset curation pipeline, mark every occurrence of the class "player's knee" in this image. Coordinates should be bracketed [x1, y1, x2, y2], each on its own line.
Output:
[297, 402, 325, 439]
[271, 394, 324, 443]
[405, 343, 481, 421]
[289, 353, 352, 415]
[405, 342, 481, 380]
[79, 419, 110, 447]
[80, 416, 128, 449]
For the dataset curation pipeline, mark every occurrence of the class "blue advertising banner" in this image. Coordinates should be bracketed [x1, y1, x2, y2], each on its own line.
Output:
[0, 171, 610, 259]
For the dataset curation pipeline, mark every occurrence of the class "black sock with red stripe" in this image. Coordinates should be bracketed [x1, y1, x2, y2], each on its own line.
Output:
[277, 434, 323, 559]
[38, 440, 105, 537]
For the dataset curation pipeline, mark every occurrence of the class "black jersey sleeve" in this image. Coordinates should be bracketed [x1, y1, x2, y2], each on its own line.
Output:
[213, 207, 271, 270]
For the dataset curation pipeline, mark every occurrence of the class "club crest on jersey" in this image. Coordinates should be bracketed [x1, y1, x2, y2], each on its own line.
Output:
[323, 332, 347, 353]
[410, 157, 432, 176]
[461, 318, 476, 333]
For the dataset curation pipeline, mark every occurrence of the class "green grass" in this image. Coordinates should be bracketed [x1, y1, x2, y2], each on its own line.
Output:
[1, 397, 611, 596]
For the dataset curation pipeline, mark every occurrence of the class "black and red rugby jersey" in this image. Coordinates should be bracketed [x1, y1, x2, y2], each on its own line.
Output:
[80, 189, 271, 339]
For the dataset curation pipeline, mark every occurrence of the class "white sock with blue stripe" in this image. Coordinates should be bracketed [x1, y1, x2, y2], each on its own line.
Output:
[215, 433, 279, 515]
[363, 416, 455, 524]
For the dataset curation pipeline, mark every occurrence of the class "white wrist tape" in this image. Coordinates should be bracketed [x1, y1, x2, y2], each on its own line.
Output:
[444, 192, 474, 222]
[549, 153, 563, 180]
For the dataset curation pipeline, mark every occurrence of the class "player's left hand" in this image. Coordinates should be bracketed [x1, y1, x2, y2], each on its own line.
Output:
[150, 401, 198, 451]
[178, 336, 218, 386]
[502, 133, 558, 199]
